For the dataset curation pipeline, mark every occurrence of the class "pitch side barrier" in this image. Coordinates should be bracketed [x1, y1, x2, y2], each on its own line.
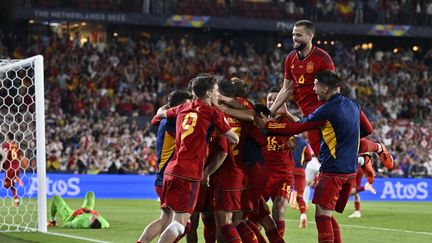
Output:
[1, 174, 431, 201]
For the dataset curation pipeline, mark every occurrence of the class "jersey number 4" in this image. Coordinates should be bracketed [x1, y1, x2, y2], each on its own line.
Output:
[297, 74, 305, 84]
[181, 112, 198, 141]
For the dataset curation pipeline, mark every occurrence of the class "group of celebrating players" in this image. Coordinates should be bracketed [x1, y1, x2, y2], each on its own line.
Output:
[0, 20, 395, 243]
[136, 19, 394, 243]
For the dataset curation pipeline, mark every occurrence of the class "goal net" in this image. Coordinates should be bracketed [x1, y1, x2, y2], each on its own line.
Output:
[0, 55, 47, 232]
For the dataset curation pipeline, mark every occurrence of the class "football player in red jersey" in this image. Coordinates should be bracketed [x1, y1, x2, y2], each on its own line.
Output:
[137, 90, 193, 243]
[212, 79, 259, 243]
[1, 133, 26, 207]
[269, 20, 334, 156]
[151, 75, 239, 243]
[270, 19, 393, 178]
[261, 88, 297, 238]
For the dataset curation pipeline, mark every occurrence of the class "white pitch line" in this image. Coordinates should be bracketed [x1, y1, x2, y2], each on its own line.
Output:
[285, 219, 432, 236]
[45, 232, 112, 243]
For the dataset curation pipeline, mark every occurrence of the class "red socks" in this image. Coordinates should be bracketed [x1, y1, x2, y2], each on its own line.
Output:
[275, 220, 285, 238]
[359, 138, 379, 154]
[221, 224, 242, 243]
[297, 194, 307, 214]
[236, 221, 259, 243]
[331, 217, 341, 243]
[315, 215, 334, 243]
[355, 200, 360, 211]
[202, 216, 216, 243]
[245, 220, 267, 243]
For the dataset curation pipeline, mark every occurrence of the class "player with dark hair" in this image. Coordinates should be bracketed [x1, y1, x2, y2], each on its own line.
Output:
[261, 87, 297, 238]
[230, 81, 285, 243]
[269, 20, 393, 176]
[47, 191, 109, 229]
[269, 20, 334, 156]
[151, 90, 194, 197]
[153, 74, 239, 243]
[211, 79, 256, 243]
[1, 132, 27, 207]
[257, 71, 362, 243]
[138, 90, 193, 243]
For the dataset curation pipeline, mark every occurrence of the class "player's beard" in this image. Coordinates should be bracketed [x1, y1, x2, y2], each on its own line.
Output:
[293, 42, 306, 51]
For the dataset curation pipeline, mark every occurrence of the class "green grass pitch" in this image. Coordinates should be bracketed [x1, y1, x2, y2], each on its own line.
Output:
[1, 199, 432, 242]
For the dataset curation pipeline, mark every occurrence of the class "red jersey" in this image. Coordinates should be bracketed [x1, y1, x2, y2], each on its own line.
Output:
[2, 142, 22, 170]
[284, 46, 335, 115]
[231, 97, 255, 165]
[207, 131, 229, 167]
[213, 97, 255, 190]
[262, 116, 295, 173]
[164, 99, 231, 181]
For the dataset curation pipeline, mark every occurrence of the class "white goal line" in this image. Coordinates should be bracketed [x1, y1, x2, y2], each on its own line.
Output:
[285, 219, 432, 236]
[45, 232, 113, 243]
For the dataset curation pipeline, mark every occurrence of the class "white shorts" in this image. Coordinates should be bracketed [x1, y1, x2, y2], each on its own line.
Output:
[305, 157, 320, 183]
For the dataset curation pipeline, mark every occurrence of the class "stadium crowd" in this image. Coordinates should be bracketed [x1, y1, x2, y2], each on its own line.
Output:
[0, 29, 431, 178]
[23, 0, 432, 25]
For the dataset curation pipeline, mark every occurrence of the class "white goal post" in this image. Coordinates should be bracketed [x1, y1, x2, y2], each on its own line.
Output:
[0, 55, 47, 232]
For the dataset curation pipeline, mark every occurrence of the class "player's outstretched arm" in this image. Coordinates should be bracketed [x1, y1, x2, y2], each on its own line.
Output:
[217, 103, 254, 121]
[269, 79, 293, 115]
[218, 94, 248, 110]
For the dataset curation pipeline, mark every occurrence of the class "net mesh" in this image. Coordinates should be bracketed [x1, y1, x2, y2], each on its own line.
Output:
[0, 59, 38, 232]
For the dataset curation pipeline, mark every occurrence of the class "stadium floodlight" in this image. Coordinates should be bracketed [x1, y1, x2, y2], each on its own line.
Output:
[0, 55, 47, 232]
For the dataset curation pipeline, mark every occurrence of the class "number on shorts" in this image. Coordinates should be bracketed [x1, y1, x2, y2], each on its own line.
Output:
[281, 182, 291, 193]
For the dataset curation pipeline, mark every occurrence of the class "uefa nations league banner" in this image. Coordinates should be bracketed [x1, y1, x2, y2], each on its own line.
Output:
[1, 174, 431, 201]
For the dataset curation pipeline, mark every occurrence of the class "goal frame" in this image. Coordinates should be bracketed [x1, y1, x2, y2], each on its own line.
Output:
[0, 55, 47, 232]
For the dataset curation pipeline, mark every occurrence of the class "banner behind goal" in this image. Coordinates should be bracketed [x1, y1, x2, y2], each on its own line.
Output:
[0, 55, 46, 232]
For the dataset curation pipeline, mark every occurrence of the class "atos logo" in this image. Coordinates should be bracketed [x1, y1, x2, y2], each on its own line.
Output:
[380, 181, 428, 200]
[27, 177, 81, 197]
